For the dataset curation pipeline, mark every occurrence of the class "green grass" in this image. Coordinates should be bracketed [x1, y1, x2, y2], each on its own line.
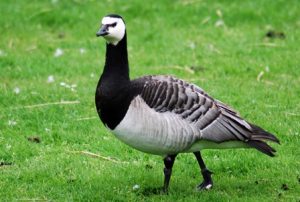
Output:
[1, 0, 300, 201]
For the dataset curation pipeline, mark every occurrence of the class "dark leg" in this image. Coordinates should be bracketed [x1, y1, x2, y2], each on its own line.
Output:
[163, 154, 177, 193]
[194, 151, 213, 190]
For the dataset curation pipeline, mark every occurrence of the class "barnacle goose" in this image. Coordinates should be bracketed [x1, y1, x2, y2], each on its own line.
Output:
[95, 14, 279, 192]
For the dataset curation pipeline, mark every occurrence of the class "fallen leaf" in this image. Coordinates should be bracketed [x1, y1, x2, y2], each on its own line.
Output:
[0, 162, 13, 167]
[257, 71, 264, 82]
[216, 9, 223, 18]
[79, 48, 86, 54]
[281, 183, 289, 191]
[13, 87, 20, 94]
[265, 30, 285, 39]
[0, 49, 6, 56]
[47, 75, 55, 83]
[132, 184, 140, 191]
[27, 136, 41, 143]
[8, 120, 17, 126]
[215, 19, 225, 27]
[54, 48, 63, 57]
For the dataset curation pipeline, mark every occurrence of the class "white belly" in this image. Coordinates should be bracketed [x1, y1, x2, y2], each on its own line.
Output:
[186, 140, 248, 152]
[112, 96, 200, 155]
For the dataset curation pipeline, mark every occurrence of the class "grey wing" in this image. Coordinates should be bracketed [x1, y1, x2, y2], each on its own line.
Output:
[132, 75, 279, 156]
[135, 75, 256, 143]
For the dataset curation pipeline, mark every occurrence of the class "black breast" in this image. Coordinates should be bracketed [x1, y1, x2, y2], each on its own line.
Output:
[95, 77, 144, 130]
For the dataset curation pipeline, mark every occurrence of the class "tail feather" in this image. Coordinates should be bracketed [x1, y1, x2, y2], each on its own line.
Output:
[250, 123, 280, 143]
[247, 123, 280, 157]
[212, 102, 280, 156]
[251, 135, 279, 142]
[247, 140, 276, 157]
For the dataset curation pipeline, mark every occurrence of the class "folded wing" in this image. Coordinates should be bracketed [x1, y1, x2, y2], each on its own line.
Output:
[132, 75, 279, 156]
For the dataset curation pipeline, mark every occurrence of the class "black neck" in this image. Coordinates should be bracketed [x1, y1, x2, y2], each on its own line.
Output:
[102, 33, 130, 81]
[96, 32, 134, 129]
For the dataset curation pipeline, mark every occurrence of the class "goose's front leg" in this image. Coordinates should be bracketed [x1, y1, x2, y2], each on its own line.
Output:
[162, 154, 177, 193]
[194, 151, 213, 190]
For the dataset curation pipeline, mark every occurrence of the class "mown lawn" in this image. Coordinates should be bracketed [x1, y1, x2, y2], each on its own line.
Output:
[0, 0, 299, 201]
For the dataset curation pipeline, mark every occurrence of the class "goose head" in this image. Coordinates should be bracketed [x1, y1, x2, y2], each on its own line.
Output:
[96, 14, 126, 46]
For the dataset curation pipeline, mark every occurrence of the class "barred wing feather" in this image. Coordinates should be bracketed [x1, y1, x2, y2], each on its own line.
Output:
[132, 75, 279, 156]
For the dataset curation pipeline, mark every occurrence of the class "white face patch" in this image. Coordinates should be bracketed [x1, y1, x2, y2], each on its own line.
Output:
[101, 17, 125, 45]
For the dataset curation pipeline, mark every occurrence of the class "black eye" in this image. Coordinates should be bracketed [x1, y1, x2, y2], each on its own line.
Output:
[110, 22, 117, 27]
